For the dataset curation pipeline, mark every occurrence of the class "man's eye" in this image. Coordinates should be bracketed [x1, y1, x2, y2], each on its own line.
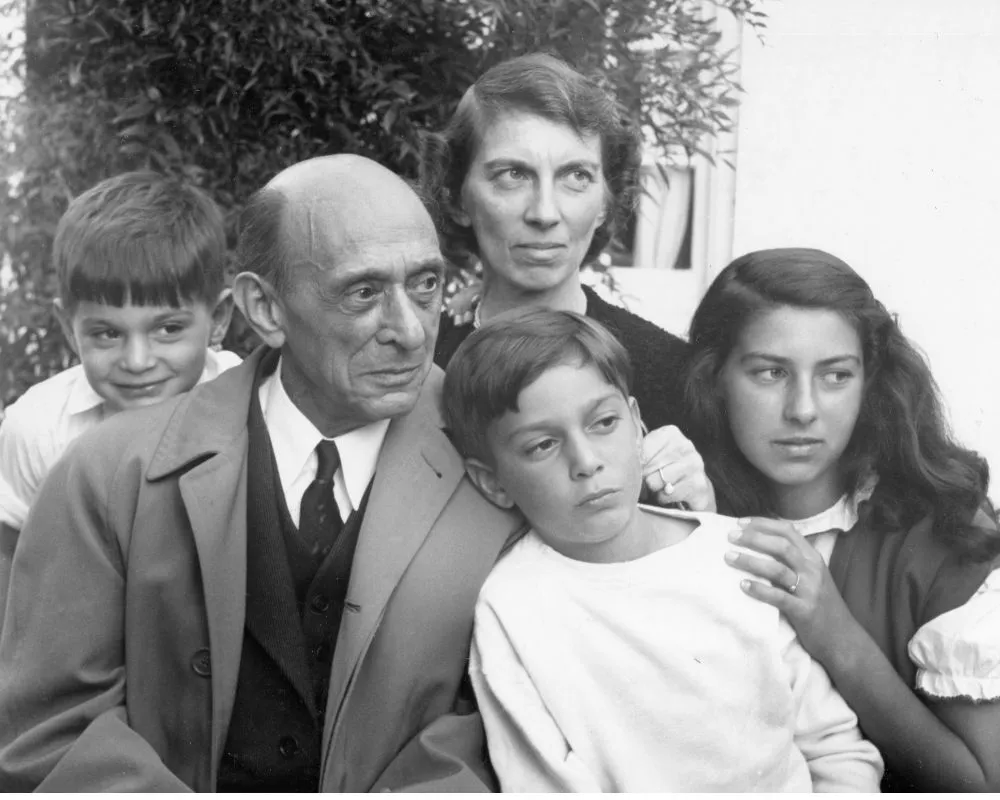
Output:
[351, 285, 378, 301]
[414, 273, 441, 294]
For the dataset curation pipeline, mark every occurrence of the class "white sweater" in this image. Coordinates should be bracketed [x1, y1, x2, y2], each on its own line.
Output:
[470, 508, 883, 792]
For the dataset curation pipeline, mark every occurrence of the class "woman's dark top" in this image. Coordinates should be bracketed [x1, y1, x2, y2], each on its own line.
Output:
[829, 502, 998, 792]
[434, 284, 691, 432]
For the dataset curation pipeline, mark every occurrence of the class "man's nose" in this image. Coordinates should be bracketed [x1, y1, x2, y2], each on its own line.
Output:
[120, 336, 156, 372]
[379, 289, 427, 350]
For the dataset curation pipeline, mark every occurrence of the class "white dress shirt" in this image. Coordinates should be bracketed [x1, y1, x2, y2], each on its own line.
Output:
[257, 358, 389, 526]
[0, 349, 241, 529]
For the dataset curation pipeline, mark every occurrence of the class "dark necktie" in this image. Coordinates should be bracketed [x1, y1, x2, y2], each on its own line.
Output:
[298, 440, 344, 556]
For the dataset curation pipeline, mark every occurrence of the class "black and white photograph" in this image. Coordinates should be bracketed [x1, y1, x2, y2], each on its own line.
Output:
[0, 0, 997, 792]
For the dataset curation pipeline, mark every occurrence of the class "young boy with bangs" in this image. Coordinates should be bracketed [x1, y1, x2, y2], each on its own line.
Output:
[442, 308, 883, 792]
[0, 171, 240, 607]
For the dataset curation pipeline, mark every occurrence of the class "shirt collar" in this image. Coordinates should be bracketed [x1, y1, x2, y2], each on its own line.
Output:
[784, 494, 858, 537]
[783, 475, 879, 537]
[65, 348, 235, 417]
[65, 367, 105, 415]
[260, 356, 390, 510]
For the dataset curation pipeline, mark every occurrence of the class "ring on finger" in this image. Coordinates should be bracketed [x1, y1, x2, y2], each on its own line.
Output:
[656, 467, 675, 496]
[787, 573, 801, 594]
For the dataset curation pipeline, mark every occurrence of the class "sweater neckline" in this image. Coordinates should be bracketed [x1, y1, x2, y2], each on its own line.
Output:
[526, 505, 707, 582]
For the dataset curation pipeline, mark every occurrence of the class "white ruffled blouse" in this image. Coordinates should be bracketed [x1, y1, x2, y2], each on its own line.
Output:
[788, 496, 1000, 703]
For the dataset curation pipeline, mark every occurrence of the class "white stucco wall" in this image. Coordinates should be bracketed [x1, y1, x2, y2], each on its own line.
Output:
[732, 0, 1000, 500]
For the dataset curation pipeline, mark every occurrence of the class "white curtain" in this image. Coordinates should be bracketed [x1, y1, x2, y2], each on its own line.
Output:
[632, 164, 692, 270]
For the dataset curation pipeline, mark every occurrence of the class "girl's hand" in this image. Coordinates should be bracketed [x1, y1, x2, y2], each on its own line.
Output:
[725, 517, 858, 665]
[640, 425, 716, 512]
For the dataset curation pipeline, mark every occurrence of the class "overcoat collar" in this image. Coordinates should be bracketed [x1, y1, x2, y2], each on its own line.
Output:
[146, 347, 271, 782]
[144, 348, 466, 782]
[150, 349, 268, 786]
[321, 366, 467, 763]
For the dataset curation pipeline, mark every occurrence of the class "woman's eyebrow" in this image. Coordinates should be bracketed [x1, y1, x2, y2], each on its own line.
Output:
[740, 352, 861, 366]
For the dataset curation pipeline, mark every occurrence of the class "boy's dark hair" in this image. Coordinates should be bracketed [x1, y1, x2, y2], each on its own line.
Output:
[53, 170, 227, 312]
[443, 308, 634, 463]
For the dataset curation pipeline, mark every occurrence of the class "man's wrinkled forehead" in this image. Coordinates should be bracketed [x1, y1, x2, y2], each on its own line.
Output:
[279, 193, 350, 265]
[269, 165, 438, 268]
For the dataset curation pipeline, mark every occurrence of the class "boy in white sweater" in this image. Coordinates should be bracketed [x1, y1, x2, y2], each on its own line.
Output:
[442, 309, 883, 792]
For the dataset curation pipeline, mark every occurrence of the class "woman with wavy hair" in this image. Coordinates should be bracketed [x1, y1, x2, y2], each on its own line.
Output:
[420, 52, 712, 512]
[686, 247, 999, 791]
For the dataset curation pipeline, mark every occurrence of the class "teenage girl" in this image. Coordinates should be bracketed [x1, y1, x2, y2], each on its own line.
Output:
[684, 247, 999, 791]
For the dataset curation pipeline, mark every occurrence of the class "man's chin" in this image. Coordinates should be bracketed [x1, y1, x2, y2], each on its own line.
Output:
[367, 390, 422, 421]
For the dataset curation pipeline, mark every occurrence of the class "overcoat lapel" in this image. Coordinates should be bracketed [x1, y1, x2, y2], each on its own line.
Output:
[321, 370, 465, 754]
[146, 347, 265, 783]
[179, 451, 248, 785]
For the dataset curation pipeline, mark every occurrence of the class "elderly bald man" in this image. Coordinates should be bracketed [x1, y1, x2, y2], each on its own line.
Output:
[0, 156, 522, 792]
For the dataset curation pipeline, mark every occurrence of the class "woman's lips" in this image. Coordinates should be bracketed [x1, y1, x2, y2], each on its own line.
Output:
[772, 438, 824, 457]
[514, 243, 566, 264]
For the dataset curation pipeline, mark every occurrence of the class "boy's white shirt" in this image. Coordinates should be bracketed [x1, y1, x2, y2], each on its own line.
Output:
[470, 507, 884, 792]
[0, 349, 242, 529]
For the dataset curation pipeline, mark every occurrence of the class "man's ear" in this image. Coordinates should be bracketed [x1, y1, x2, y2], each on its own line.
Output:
[232, 272, 286, 350]
[53, 298, 79, 356]
[464, 457, 515, 509]
[208, 288, 235, 349]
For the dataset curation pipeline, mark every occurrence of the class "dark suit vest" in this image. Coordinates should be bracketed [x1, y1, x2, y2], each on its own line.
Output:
[217, 355, 371, 791]
[829, 509, 997, 792]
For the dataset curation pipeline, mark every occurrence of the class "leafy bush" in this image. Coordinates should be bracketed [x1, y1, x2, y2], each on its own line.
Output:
[0, 0, 764, 407]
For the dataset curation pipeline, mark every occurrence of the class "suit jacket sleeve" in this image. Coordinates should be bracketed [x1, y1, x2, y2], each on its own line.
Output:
[0, 443, 189, 791]
[369, 683, 497, 793]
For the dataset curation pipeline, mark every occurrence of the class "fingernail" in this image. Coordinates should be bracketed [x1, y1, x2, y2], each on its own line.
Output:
[724, 550, 738, 564]
[737, 517, 751, 529]
[727, 530, 741, 542]
[740, 579, 751, 592]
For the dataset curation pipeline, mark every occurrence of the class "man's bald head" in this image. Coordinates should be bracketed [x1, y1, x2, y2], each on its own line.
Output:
[236, 155, 437, 293]
[232, 154, 446, 435]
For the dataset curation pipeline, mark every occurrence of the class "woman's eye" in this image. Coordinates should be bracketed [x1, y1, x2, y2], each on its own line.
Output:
[753, 367, 786, 382]
[158, 323, 186, 336]
[823, 370, 854, 386]
[564, 169, 596, 190]
[494, 167, 528, 188]
[91, 329, 120, 342]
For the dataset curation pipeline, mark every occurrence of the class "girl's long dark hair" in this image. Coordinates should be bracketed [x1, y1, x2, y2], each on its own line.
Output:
[685, 247, 998, 561]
